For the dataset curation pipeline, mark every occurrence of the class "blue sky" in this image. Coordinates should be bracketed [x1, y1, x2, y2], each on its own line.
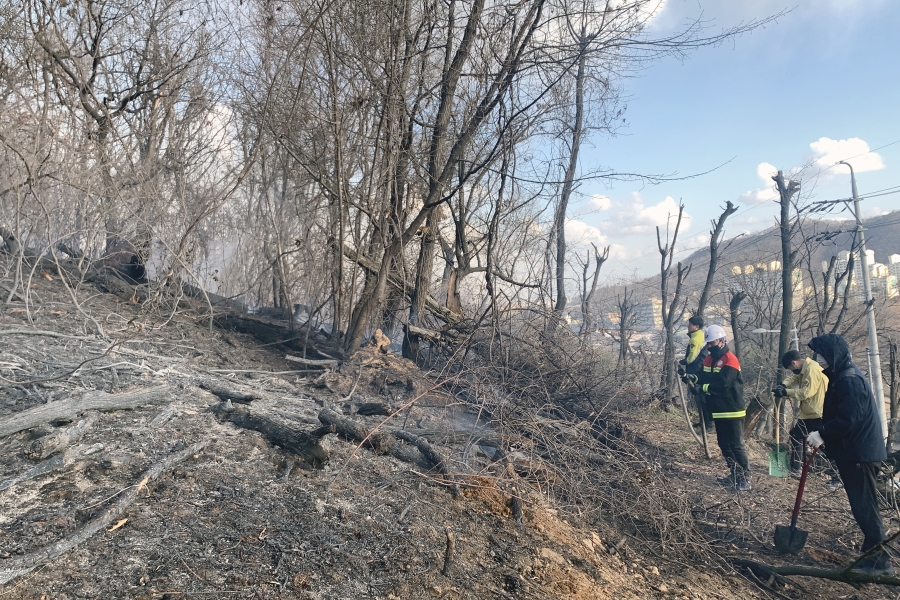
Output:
[565, 0, 900, 281]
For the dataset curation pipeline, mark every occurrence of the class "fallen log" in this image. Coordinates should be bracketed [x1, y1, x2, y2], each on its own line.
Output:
[318, 408, 394, 454]
[406, 325, 443, 342]
[733, 558, 900, 587]
[285, 355, 339, 368]
[317, 409, 420, 464]
[198, 381, 260, 404]
[395, 428, 503, 448]
[148, 405, 179, 428]
[216, 404, 329, 468]
[0, 454, 66, 493]
[211, 312, 336, 357]
[0, 439, 210, 585]
[356, 402, 391, 416]
[0, 444, 104, 493]
[0, 385, 173, 438]
[394, 430, 450, 475]
[25, 412, 99, 460]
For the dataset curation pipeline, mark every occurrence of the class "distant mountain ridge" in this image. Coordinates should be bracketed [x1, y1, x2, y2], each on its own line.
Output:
[681, 209, 900, 273]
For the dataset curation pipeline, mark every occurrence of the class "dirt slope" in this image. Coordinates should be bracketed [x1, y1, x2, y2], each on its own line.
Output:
[0, 276, 889, 599]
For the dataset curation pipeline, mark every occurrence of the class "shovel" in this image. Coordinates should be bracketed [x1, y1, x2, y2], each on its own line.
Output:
[767, 448, 789, 478]
[774, 443, 819, 554]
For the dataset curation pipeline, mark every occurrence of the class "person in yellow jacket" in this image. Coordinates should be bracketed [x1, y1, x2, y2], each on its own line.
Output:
[775, 350, 829, 476]
[678, 316, 711, 429]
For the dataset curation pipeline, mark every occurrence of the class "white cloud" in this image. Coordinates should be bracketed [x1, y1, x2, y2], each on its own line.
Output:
[737, 161, 779, 205]
[572, 194, 613, 218]
[590, 194, 612, 211]
[597, 193, 691, 236]
[564, 219, 627, 259]
[565, 219, 608, 248]
[864, 206, 890, 218]
[809, 137, 884, 173]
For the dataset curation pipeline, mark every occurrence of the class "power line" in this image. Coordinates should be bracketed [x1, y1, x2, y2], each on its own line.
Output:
[602, 137, 900, 272]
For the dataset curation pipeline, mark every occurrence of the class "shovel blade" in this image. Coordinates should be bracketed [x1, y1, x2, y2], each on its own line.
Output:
[767, 451, 790, 478]
[774, 524, 808, 554]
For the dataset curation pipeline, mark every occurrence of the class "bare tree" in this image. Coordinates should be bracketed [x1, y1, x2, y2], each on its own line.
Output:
[772, 171, 801, 447]
[578, 243, 610, 335]
[614, 287, 636, 368]
[657, 204, 690, 400]
[729, 291, 748, 361]
[696, 201, 738, 317]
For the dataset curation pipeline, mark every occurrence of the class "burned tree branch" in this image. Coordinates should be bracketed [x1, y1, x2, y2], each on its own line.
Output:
[214, 404, 329, 468]
[0, 385, 173, 438]
[733, 558, 900, 587]
[0, 439, 211, 585]
[317, 409, 425, 465]
[25, 411, 99, 460]
[198, 381, 261, 404]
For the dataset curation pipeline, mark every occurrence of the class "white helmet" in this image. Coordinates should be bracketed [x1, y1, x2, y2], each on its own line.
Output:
[704, 324, 727, 344]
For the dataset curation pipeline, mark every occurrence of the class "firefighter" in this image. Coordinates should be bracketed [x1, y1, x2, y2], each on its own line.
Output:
[687, 324, 750, 491]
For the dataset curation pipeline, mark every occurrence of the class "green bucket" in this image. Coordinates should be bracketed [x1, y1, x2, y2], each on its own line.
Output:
[768, 451, 790, 477]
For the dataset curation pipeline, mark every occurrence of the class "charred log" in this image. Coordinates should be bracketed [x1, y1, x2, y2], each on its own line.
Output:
[0, 385, 173, 439]
[214, 404, 329, 468]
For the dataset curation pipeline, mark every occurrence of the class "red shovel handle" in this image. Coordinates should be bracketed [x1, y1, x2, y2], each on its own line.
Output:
[790, 439, 820, 528]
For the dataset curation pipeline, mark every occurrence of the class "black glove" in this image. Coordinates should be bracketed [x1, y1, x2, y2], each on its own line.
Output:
[677, 358, 687, 366]
[677, 366, 686, 377]
[772, 385, 787, 398]
[682, 374, 698, 386]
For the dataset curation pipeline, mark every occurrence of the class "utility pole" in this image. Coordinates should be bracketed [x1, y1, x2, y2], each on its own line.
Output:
[839, 161, 888, 440]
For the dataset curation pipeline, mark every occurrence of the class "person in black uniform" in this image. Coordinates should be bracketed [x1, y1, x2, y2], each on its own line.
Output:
[806, 333, 892, 576]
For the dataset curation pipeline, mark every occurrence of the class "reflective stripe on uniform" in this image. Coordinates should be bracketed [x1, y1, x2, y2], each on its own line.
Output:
[712, 410, 746, 419]
[712, 367, 722, 372]
[703, 366, 712, 372]
[702, 384, 709, 393]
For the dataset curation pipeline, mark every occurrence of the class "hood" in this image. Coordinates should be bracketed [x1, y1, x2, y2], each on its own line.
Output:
[807, 333, 853, 372]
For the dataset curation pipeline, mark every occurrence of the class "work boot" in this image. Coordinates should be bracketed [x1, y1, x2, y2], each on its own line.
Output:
[735, 479, 752, 492]
[716, 474, 735, 487]
[855, 555, 894, 577]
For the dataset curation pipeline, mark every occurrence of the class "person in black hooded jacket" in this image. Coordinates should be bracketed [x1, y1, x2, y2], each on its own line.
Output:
[806, 333, 891, 575]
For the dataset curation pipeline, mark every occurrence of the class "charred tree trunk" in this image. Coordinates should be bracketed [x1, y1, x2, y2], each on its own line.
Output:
[729, 291, 748, 361]
[696, 201, 738, 318]
[773, 171, 800, 448]
[580, 243, 609, 335]
[551, 43, 587, 328]
[0, 385, 173, 439]
[215, 404, 330, 468]
[657, 204, 689, 400]
[616, 287, 635, 368]
[405, 206, 442, 364]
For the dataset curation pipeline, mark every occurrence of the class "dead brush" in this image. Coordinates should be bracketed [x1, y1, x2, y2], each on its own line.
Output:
[445, 321, 721, 565]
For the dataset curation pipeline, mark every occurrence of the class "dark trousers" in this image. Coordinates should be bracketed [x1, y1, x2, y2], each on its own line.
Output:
[789, 418, 823, 472]
[835, 461, 889, 566]
[715, 418, 750, 482]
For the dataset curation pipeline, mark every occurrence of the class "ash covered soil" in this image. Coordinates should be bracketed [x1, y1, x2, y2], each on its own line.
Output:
[0, 276, 894, 599]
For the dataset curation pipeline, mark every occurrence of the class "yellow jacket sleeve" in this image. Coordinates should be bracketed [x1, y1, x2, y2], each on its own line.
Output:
[783, 358, 827, 419]
[685, 330, 704, 364]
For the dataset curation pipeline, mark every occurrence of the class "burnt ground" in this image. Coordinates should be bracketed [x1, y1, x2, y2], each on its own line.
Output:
[0, 275, 897, 599]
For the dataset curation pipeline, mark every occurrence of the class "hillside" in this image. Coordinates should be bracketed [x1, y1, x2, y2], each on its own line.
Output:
[586, 210, 900, 325]
[680, 210, 900, 275]
[1, 266, 899, 599]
